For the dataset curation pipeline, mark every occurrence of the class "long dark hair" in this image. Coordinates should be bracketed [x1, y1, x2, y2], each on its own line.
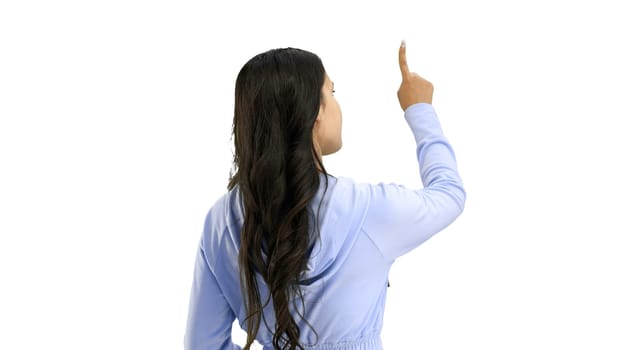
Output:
[227, 48, 329, 350]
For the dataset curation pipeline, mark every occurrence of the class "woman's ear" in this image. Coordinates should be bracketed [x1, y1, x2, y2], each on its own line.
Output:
[312, 114, 322, 145]
[313, 115, 322, 131]
[316, 105, 325, 122]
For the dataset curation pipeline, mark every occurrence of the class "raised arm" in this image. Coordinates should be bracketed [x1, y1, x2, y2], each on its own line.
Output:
[362, 41, 466, 261]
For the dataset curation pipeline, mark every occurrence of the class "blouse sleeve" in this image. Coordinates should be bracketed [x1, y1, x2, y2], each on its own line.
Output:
[184, 237, 241, 350]
[361, 103, 466, 262]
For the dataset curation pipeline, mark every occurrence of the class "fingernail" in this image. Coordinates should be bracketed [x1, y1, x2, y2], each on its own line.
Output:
[401, 40, 406, 47]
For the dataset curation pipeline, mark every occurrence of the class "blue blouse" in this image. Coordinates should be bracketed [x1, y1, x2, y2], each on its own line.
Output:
[184, 103, 466, 349]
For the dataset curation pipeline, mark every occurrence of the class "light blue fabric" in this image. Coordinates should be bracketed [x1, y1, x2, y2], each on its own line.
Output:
[184, 103, 466, 350]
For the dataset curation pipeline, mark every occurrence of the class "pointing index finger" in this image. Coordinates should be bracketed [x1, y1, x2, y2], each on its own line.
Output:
[399, 40, 410, 80]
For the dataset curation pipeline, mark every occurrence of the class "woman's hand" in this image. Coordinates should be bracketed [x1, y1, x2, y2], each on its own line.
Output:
[397, 41, 434, 110]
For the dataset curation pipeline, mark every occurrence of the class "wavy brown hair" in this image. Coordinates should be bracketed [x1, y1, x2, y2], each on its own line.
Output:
[227, 48, 329, 350]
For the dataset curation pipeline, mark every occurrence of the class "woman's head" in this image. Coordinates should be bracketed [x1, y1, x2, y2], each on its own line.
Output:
[228, 47, 337, 349]
[231, 47, 341, 175]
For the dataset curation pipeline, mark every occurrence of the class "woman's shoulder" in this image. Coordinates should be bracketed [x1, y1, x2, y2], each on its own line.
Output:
[322, 174, 373, 220]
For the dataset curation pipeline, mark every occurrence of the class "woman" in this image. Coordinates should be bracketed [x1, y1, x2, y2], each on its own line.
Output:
[184, 41, 466, 350]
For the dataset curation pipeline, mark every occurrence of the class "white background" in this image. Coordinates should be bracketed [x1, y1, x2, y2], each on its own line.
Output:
[1, 0, 621, 349]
